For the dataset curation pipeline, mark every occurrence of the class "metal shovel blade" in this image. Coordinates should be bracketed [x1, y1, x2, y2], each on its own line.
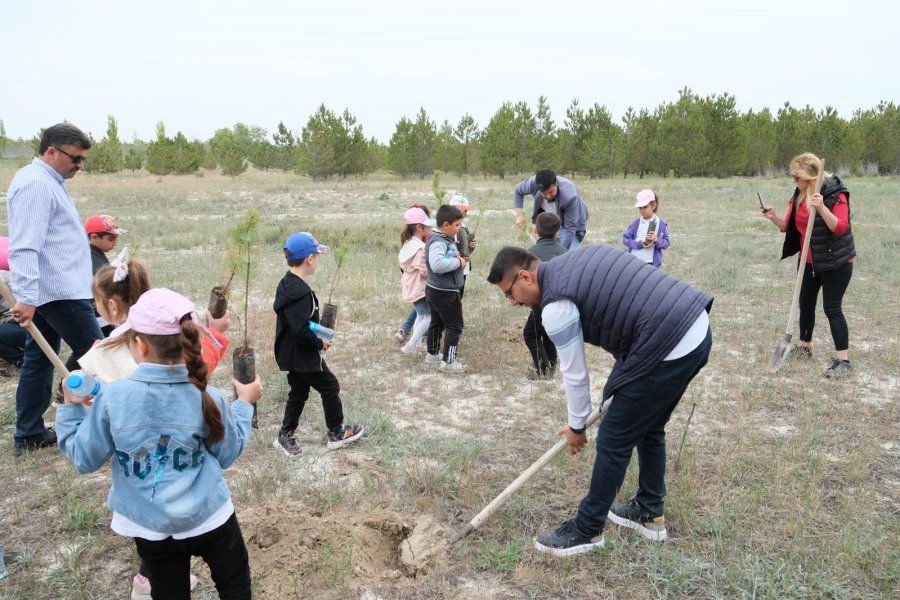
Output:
[770, 333, 792, 372]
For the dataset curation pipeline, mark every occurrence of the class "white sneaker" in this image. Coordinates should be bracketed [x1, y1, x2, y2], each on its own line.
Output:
[424, 353, 442, 365]
[400, 343, 419, 355]
[440, 360, 467, 374]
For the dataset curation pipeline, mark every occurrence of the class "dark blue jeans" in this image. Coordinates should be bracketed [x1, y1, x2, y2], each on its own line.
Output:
[0, 322, 27, 366]
[574, 327, 712, 536]
[15, 299, 102, 441]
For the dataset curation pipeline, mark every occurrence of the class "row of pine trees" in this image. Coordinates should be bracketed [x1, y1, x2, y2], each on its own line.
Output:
[2, 88, 898, 179]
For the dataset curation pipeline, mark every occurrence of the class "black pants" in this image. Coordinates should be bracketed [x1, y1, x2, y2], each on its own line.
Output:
[798, 262, 852, 351]
[134, 512, 251, 600]
[523, 309, 557, 374]
[426, 287, 464, 363]
[281, 363, 344, 434]
[574, 328, 712, 535]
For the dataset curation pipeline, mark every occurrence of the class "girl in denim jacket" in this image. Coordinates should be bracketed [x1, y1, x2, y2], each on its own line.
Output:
[57, 288, 262, 599]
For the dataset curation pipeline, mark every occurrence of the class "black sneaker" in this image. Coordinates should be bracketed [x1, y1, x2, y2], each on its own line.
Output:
[824, 358, 853, 378]
[326, 424, 363, 450]
[789, 345, 813, 359]
[533, 519, 605, 557]
[14, 428, 57, 458]
[272, 432, 301, 457]
[607, 498, 667, 541]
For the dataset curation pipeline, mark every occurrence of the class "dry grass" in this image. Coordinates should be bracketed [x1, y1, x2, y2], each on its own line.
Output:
[0, 164, 897, 599]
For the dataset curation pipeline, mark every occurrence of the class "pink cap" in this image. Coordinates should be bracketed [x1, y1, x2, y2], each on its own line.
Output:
[404, 207, 436, 226]
[634, 189, 656, 208]
[121, 288, 197, 336]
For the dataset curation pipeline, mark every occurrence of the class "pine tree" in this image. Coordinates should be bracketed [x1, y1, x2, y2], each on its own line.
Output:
[272, 121, 296, 172]
[0, 119, 8, 157]
[210, 127, 249, 179]
[453, 114, 481, 175]
[146, 122, 176, 175]
[388, 117, 417, 177]
[481, 102, 518, 179]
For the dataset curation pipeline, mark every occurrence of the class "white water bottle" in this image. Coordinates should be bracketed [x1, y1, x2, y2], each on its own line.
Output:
[308, 321, 335, 341]
[66, 371, 102, 397]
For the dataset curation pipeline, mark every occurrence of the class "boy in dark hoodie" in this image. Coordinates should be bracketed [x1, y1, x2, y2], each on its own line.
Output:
[272, 232, 363, 456]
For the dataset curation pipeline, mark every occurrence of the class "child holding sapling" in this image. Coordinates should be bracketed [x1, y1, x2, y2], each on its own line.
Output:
[75, 250, 233, 599]
[623, 189, 670, 268]
[449, 194, 477, 296]
[272, 232, 363, 457]
[79, 249, 231, 383]
[398, 206, 436, 354]
[57, 288, 261, 599]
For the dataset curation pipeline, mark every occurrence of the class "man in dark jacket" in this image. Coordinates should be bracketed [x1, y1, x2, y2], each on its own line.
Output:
[513, 169, 589, 250]
[488, 245, 713, 556]
[272, 232, 363, 457]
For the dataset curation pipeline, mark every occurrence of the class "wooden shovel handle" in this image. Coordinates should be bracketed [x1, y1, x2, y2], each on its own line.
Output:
[449, 399, 610, 545]
[0, 278, 70, 377]
[783, 159, 826, 334]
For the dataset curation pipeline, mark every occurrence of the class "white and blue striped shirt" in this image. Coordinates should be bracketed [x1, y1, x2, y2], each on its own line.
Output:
[6, 158, 93, 306]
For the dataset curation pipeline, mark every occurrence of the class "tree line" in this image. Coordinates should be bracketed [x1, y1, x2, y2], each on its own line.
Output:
[2, 88, 898, 179]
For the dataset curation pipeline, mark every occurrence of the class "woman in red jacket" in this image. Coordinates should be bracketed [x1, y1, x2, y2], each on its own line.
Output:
[762, 152, 855, 378]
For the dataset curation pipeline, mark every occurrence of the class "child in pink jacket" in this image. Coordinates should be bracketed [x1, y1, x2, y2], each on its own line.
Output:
[398, 207, 436, 354]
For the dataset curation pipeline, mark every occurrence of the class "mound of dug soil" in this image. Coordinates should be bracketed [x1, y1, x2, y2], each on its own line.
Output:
[240, 500, 447, 597]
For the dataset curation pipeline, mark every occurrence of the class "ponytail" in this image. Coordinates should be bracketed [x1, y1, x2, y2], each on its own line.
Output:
[92, 259, 151, 314]
[180, 320, 224, 444]
[400, 223, 418, 244]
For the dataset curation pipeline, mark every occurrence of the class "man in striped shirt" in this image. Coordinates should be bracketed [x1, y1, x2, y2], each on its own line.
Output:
[6, 123, 103, 457]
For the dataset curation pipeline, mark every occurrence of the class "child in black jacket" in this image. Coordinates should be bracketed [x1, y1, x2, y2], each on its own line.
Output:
[272, 232, 363, 457]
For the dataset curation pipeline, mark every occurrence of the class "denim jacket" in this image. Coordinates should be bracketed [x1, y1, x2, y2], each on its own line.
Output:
[56, 363, 254, 535]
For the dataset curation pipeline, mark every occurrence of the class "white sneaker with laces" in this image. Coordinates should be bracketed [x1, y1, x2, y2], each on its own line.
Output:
[439, 360, 467, 374]
[424, 353, 442, 364]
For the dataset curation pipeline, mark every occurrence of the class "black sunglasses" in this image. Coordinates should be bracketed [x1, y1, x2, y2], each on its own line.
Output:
[54, 146, 86, 164]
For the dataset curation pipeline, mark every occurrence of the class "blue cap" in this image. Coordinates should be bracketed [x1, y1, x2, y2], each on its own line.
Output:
[284, 232, 331, 261]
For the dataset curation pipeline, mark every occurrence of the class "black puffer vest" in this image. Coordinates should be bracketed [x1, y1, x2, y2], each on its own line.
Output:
[781, 175, 855, 272]
[538, 245, 713, 399]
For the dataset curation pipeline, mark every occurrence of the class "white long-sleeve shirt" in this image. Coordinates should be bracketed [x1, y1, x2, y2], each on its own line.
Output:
[542, 299, 709, 430]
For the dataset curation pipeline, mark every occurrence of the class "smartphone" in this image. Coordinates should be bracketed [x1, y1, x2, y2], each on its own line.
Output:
[757, 192, 766, 211]
[646, 219, 657, 236]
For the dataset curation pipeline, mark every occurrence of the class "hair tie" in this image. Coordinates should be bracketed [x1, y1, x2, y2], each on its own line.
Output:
[111, 246, 130, 283]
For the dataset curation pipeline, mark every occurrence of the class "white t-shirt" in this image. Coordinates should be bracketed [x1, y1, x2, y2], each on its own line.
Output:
[631, 217, 657, 264]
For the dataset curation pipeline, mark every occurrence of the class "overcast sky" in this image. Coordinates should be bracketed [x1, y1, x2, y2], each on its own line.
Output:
[2, 0, 897, 144]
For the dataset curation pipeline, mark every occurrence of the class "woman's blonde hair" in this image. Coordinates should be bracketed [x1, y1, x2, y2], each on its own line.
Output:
[789, 152, 832, 199]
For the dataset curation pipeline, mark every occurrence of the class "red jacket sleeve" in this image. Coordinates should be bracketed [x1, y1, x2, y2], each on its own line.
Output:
[202, 327, 230, 372]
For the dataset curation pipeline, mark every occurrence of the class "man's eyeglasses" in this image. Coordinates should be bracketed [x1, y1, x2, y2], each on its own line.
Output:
[502, 272, 521, 299]
[54, 146, 86, 165]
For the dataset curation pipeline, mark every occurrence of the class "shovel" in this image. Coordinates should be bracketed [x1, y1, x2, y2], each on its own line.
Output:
[770, 159, 826, 372]
[449, 398, 611, 545]
[0, 278, 70, 377]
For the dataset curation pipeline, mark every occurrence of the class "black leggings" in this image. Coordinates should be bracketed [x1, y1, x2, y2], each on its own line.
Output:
[798, 261, 853, 351]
